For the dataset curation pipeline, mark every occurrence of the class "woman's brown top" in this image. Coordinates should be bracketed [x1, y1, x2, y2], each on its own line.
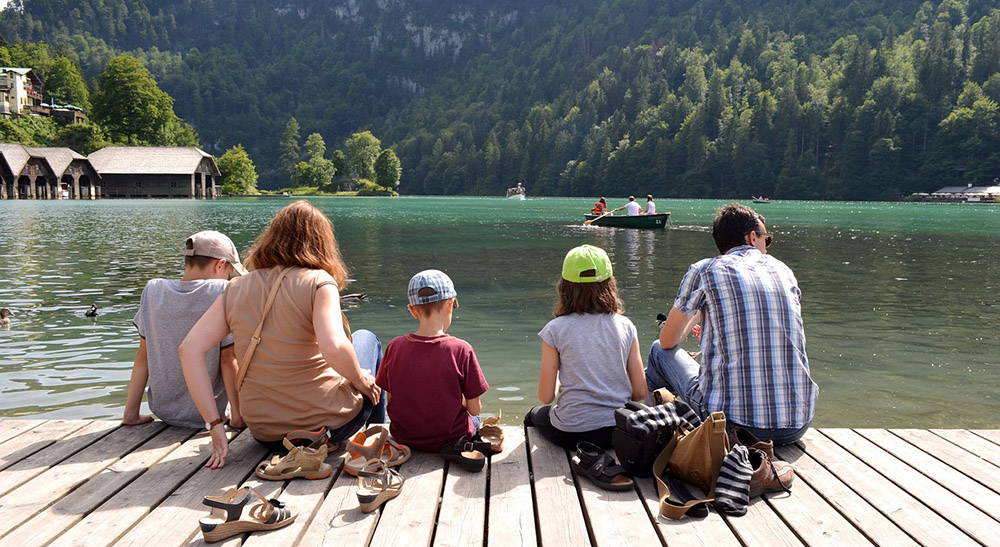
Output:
[222, 266, 362, 441]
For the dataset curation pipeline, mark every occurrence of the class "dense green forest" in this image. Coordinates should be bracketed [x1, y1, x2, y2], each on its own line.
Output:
[2, 0, 999, 199]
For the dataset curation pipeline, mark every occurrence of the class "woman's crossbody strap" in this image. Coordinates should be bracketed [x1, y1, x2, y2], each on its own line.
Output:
[236, 267, 292, 390]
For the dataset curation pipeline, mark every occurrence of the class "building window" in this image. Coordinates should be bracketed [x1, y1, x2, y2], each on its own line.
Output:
[171, 181, 177, 188]
[135, 181, 142, 188]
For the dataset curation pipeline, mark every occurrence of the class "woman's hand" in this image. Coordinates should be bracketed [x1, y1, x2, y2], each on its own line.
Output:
[351, 371, 381, 404]
[206, 425, 229, 469]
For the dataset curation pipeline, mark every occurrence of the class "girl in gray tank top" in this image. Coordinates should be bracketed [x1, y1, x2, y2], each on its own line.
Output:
[524, 245, 648, 450]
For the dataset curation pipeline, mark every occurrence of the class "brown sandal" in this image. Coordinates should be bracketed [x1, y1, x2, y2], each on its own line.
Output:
[255, 437, 333, 481]
[478, 412, 504, 453]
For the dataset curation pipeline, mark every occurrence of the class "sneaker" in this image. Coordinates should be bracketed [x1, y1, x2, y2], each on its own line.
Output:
[729, 427, 775, 460]
[748, 448, 794, 497]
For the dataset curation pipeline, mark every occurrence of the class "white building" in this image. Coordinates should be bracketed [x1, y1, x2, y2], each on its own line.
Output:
[0, 67, 44, 117]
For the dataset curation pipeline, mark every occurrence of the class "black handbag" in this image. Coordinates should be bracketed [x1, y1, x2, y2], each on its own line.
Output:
[612, 401, 672, 478]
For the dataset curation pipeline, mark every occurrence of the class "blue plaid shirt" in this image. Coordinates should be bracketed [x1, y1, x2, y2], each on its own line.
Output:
[674, 245, 818, 429]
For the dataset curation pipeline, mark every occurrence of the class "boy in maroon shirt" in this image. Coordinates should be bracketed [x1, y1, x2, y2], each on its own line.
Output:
[375, 270, 489, 454]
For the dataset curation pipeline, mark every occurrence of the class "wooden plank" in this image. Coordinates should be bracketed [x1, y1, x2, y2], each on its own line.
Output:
[368, 451, 445, 547]
[971, 429, 1000, 448]
[760, 459, 874, 546]
[111, 429, 268, 547]
[898, 430, 1000, 492]
[827, 428, 1000, 546]
[486, 426, 537, 547]
[859, 429, 1000, 519]
[575, 447, 661, 547]
[241, 454, 340, 547]
[48, 429, 217, 547]
[0, 421, 119, 496]
[774, 443, 917, 546]
[932, 429, 1000, 470]
[435, 449, 488, 546]
[0, 419, 44, 447]
[806, 429, 977, 546]
[727, 497, 804, 546]
[0, 426, 196, 546]
[0, 420, 166, 538]
[0, 419, 90, 471]
[296, 462, 379, 547]
[524, 426, 590, 547]
[635, 476, 740, 547]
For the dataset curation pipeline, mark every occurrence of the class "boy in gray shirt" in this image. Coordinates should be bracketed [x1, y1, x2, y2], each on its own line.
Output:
[123, 231, 247, 430]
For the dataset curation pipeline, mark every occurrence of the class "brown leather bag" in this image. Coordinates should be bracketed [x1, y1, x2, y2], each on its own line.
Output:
[652, 411, 730, 519]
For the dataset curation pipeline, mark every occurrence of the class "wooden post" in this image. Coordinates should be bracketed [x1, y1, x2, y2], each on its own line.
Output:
[72, 176, 80, 199]
[190, 173, 196, 198]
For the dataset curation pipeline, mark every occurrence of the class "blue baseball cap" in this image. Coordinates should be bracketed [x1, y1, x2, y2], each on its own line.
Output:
[407, 269, 457, 306]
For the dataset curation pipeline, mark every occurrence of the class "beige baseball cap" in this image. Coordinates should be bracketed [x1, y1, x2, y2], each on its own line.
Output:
[184, 230, 248, 276]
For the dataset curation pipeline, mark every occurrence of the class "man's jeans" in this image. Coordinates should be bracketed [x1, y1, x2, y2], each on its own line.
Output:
[645, 340, 809, 445]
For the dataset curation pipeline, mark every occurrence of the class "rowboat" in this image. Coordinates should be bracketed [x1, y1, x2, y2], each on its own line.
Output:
[751, 196, 770, 203]
[582, 212, 670, 229]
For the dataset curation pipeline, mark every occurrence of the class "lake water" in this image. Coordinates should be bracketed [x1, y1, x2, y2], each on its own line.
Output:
[1, 196, 998, 428]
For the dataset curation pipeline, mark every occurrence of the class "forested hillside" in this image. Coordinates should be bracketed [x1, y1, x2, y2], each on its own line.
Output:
[3, 0, 999, 199]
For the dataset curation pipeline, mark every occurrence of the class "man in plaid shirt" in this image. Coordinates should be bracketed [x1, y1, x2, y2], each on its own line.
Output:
[646, 203, 818, 445]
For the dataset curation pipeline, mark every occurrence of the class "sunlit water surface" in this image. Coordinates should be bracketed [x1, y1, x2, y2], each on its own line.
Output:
[1, 196, 998, 427]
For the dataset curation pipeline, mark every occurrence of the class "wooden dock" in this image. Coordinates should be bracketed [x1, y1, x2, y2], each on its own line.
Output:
[0, 419, 998, 546]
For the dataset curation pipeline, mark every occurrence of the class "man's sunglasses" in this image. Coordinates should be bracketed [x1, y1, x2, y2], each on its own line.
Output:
[750, 230, 773, 248]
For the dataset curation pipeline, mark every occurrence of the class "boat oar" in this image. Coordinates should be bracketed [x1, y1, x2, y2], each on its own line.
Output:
[584, 206, 626, 225]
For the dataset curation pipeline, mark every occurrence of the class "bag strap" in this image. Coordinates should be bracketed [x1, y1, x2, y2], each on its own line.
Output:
[652, 430, 716, 520]
[236, 267, 292, 390]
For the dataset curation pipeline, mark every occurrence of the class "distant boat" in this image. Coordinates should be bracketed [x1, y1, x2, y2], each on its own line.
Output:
[582, 212, 670, 229]
[752, 196, 770, 203]
[505, 187, 526, 199]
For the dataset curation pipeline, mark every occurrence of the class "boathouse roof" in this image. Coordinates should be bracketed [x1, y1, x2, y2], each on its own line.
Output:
[0, 143, 88, 178]
[0, 143, 31, 174]
[88, 146, 220, 176]
[934, 185, 1000, 194]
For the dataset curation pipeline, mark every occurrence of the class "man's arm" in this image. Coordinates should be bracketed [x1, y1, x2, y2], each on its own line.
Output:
[658, 307, 702, 350]
[218, 344, 244, 428]
[122, 338, 154, 425]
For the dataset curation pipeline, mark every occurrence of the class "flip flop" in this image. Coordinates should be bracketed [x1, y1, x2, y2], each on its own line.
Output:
[572, 441, 634, 491]
[255, 437, 333, 481]
[199, 487, 296, 543]
[478, 411, 504, 453]
[356, 459, 405, 513]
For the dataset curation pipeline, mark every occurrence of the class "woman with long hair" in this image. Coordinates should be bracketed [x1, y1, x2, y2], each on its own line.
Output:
[180, 200, 383, 468]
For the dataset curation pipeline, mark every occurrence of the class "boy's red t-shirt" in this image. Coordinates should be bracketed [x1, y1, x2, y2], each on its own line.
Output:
[375, 333, 489, 451]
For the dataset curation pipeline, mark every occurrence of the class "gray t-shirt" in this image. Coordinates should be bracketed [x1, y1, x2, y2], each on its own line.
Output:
[133, 278, 233, 428]
[538, 313, 637, 432]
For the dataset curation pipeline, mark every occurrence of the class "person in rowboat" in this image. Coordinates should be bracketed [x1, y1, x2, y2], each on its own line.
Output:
[591, 197, 608, 215]
[643, 195, 656, 215]
[624, 196, 641, 216]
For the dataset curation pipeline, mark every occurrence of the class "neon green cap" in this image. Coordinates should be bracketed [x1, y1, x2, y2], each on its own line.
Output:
[562, 244, 613, 283]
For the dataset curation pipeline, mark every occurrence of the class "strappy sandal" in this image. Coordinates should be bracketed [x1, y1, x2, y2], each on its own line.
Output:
[356, 459, 405, 513]
[286, 426, 339, 451]
[343, 426, 411, 476]
[199, 487, 296, 543]
[440, 435, 492, 472]
[571, 441, 634, 491]
[255, 437, 333, 481]
[478, 412, 504, 453]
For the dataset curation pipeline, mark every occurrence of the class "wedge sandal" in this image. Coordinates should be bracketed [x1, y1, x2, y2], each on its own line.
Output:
[199, 487, 296, 543]
[441, 435, 492, 472]
[571, 441, 634, 491]
[356, 459, 404, 513]
[255, 437, 333, 481]
[478, 412, 504, 453]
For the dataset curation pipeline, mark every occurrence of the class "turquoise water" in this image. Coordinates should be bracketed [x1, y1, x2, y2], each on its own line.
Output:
[1, 196, 998, 427]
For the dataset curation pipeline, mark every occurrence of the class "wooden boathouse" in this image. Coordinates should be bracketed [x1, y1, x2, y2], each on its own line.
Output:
[0, 419, 997, 546]
[88, 146, 221, 198]
[0, 143, 101, 200]
[0, 144, 221, 199]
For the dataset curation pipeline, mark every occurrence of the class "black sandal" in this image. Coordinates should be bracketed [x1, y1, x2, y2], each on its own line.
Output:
[572, 442, 635, 491]
[440, 435, 492, 472]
